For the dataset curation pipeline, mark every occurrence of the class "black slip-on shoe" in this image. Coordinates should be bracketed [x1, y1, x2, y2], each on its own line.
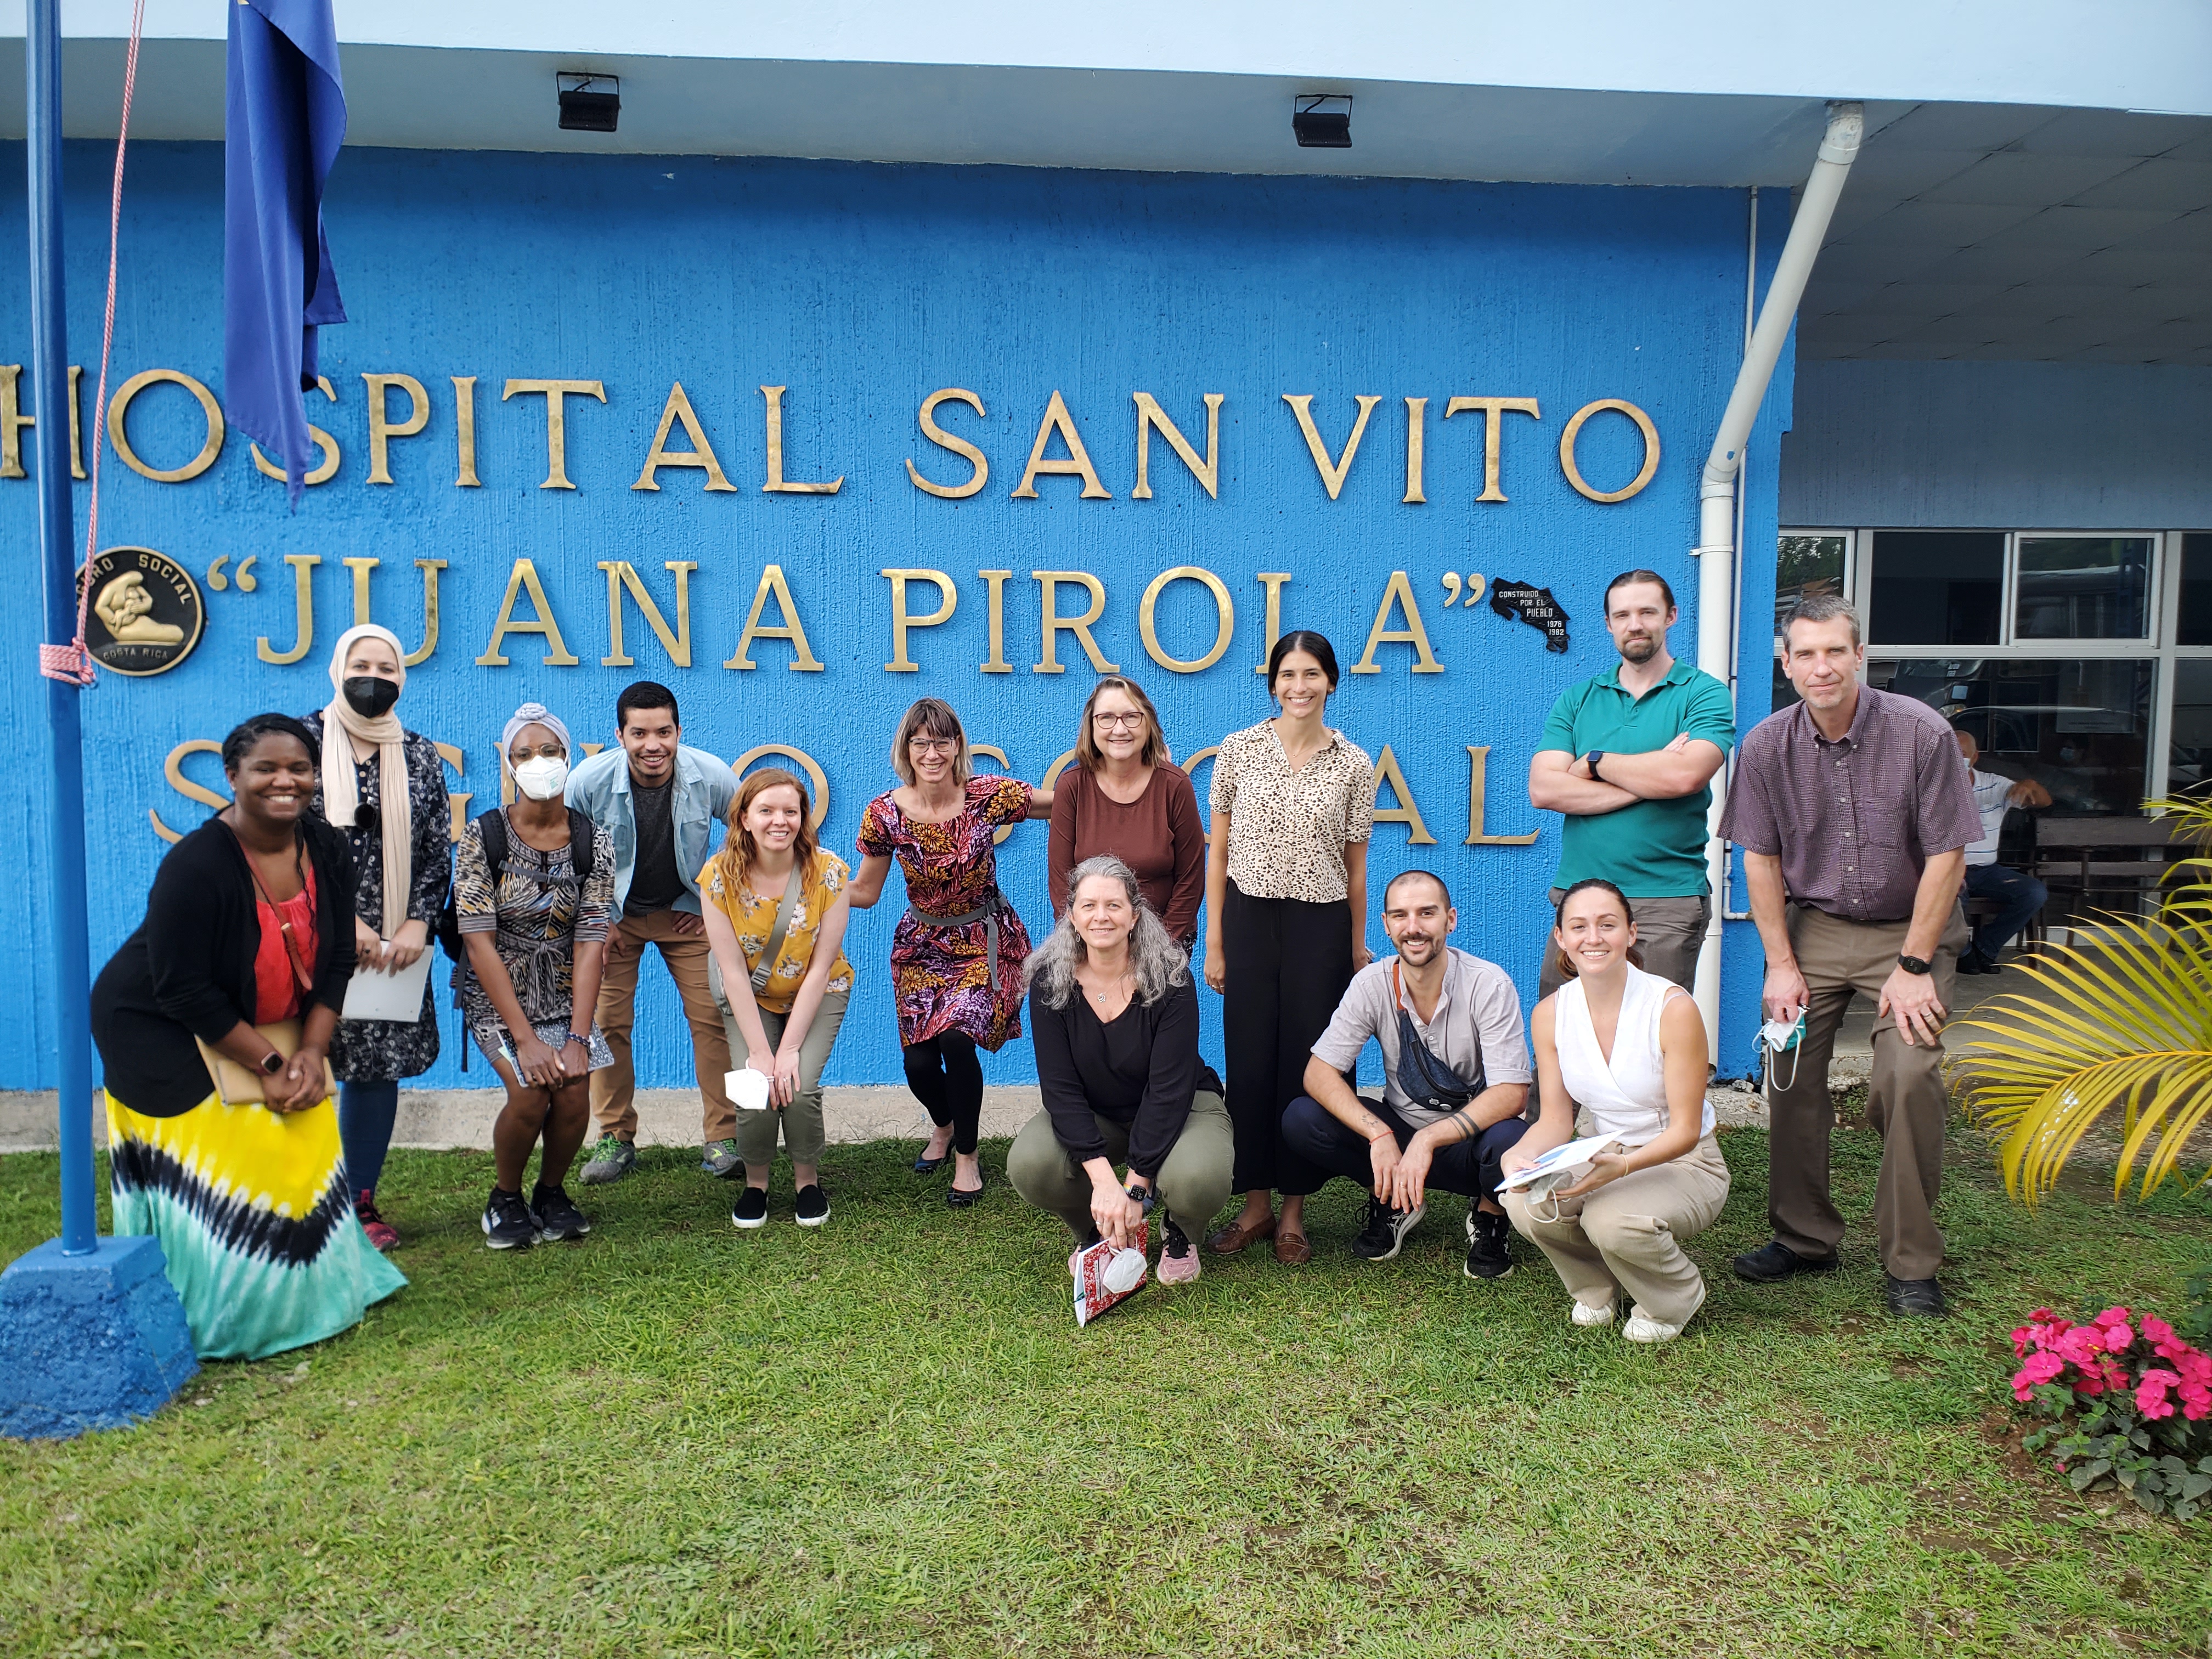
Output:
[1731, 1239, 1841, 1283]
[1884, 1274, 1947, 1317]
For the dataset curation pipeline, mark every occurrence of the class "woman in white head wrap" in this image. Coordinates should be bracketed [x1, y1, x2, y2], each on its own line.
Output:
[304, 623, 452, 1253]
[452, 703, 616, 1250]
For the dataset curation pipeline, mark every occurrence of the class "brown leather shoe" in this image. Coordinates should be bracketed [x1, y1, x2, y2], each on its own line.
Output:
[1272, 1230, 1312, 1266]
[1206, 1213, 1277, 1255]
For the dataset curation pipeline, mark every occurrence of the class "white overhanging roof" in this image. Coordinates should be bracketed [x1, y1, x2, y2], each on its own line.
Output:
[0, 1, 2207, 363]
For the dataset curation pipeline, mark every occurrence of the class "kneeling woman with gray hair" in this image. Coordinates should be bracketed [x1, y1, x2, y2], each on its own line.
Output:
[1008, 856, 1233, 1285]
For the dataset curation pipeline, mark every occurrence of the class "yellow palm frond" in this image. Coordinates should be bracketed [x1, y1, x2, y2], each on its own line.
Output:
[1951, 905, 2212, 1204]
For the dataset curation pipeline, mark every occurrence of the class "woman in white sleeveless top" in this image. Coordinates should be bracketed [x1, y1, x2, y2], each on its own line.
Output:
[1502, 879, 1731, 1341]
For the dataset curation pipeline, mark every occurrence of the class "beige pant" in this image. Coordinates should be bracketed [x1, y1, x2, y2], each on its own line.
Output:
[1765, 905, 1969, 1281]
[590, 907, 737, 1144]
[1540, 890, 1708, 1000]
[1505, 1135, 1731, 1328]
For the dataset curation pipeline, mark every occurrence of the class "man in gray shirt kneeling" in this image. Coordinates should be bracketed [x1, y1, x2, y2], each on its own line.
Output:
[1281, 870, 1533, 1278]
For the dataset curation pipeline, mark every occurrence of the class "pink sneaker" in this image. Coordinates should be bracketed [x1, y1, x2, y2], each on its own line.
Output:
[1155, 1217, 1200, 1285]
[356, 1190, 399, 1253]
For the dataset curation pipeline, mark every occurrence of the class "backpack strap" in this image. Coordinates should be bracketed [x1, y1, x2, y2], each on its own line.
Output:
[565, 807, 595, 882]
[477, 804, 510, 887]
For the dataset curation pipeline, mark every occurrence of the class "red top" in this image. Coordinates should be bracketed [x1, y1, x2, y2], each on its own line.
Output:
[251, 865, 320, 1025]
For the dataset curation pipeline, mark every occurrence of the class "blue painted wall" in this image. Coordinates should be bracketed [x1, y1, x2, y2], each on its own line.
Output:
[0, 143, 1788, 1091]
[1781, 358, 2212, 530]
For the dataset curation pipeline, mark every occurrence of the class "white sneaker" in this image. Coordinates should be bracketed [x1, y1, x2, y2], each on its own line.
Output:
[1570, 1298, 1616, 1327]
[1623, 1312, 1683, 1343]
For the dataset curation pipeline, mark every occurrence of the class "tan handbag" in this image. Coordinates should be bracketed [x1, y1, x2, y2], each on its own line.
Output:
[196, 1020, 336, 1109]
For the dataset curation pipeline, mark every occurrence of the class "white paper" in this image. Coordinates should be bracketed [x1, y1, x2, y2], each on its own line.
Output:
[1496, 1134, 1622, 1192]
[340, 950, 433, 1022]
[725, 1067, 772, 1112]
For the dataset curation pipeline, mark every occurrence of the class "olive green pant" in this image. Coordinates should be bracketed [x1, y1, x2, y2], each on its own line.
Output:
[715, 991, 849, 1170]
[1008, 1091, 1234, 1243]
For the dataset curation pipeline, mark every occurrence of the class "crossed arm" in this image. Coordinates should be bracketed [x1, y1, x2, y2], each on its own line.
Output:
[1527, 736, 1726, 816]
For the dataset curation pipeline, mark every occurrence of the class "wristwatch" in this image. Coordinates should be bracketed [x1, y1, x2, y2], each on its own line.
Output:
[1585, 749, 1608, 782]
[258, 1049, 286, 1077]
[1123, 1183, 1158, 1212]
[1896, 953, 1932, 975]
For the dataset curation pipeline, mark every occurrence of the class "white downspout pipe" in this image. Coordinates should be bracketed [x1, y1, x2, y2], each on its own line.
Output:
[1691, 100, 1864, 1059]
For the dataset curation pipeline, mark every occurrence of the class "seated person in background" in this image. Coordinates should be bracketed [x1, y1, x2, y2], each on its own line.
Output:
[1279, 871, 1532, 1277]
[1503, 879, 1729, 1344]
[1007, 856, 1233, 1285]
[1953, 728, 2052, 975]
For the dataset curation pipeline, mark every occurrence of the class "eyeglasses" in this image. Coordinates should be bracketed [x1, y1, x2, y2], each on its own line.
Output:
[1091, 712, 1146, 731]
[907, 736, 958, 755]
[510, 742, 567, 761]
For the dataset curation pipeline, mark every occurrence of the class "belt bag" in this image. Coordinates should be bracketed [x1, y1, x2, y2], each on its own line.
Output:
[908, 886, 1004, 989]
[196, 1020, 336, 1109]
[708, 865, 806, 1009]
[1391, 961, 1484, 1112]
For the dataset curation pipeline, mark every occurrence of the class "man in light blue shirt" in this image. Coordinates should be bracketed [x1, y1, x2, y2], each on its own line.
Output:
[568, 681, 742, 1184]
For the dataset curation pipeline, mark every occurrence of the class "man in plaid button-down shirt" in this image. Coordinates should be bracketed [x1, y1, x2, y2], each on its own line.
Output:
[1719, 595, 1981, 1319]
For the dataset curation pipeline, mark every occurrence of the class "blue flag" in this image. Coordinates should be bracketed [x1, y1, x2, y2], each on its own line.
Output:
[225, 0, 346, 505]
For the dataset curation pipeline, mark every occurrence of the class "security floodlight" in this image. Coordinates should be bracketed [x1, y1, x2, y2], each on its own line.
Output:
[1294, 95, 1351, 149]
[558, 73, 620, 133]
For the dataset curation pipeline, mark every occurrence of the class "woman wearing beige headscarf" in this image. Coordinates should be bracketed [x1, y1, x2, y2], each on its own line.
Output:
[304, 622, 451, 1252]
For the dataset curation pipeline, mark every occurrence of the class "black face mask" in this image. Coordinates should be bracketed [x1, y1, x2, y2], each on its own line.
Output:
[342, 675, 400, 719]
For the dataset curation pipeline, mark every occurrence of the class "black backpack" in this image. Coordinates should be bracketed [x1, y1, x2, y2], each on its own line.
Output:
[436, 805, 598, 963]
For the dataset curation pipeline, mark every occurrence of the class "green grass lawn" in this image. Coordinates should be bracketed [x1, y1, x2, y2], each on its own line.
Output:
[3, 1114, 2209, 1658]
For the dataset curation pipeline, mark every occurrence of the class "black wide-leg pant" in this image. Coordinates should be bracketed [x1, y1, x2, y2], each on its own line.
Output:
[1221, 882, 1353, 1195]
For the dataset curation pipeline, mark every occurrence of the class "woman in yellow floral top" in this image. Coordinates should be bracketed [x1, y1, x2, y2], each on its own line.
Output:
[699, 769, 855, 1229]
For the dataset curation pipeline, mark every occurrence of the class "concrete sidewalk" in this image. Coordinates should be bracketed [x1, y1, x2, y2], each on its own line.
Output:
[1, 1081, 1773, 1154]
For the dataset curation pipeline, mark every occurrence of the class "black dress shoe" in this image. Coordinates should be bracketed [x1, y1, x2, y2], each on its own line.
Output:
[1953, 952, 1986, 975]
[1731, 1239, 1842, 1283]
[1884, 1274, 1947, 1317]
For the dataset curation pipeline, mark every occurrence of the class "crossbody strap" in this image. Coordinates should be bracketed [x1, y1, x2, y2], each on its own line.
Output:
[751, 863, 806, 992]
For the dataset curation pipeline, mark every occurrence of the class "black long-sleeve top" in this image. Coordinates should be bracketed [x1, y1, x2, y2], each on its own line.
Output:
[1030, 974, 1204, 1180]
[92, 815, 359, 1117]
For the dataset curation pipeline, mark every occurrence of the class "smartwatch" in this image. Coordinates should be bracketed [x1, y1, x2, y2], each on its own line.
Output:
[1124, 1183, 1158, 1213]
[1585, 749, 1608, 782]
[258, 1049, 286, 1077]
[1896, 953, 1932, 975]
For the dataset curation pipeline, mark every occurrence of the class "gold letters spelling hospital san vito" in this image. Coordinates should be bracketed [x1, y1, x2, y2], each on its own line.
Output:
[4, 368, 1662, 853]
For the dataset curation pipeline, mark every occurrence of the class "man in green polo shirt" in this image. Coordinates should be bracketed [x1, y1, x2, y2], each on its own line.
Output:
[1527, 569, 1735, 996]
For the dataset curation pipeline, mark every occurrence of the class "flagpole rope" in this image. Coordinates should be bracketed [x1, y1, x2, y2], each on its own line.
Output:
[40, 0, 147, 687]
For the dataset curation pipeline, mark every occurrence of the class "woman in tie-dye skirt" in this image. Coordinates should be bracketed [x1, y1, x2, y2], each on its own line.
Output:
[91, 714, 404, 1361]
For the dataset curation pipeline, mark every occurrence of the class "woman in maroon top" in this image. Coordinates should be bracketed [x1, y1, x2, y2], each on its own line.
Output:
[1048, 676, 1205, 947]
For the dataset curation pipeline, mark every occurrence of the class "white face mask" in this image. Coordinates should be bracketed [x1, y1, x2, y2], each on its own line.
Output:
[512, 755, 569, 801]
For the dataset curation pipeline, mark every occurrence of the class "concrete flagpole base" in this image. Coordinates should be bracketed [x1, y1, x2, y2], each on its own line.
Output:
[0, 1235, 197, 1439]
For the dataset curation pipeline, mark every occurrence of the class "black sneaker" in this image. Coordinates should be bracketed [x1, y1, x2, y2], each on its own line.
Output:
[794, 1184, 830, 1228]
[1351, 1195, 1425, 1262]
[1463, 1206, 1514, 1279]
[531, 1185, 591, 1243]
[732, 1186, 770, 1230]
[481, 1187, 538, 1250]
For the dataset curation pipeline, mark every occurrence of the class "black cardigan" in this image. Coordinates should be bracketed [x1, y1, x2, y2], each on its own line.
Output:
[1030, 975, 1213, 1180]
[92, 815, 359, 1116]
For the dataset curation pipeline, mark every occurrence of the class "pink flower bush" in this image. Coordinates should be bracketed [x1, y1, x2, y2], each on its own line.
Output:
[2007, 1300, 2212, 1520]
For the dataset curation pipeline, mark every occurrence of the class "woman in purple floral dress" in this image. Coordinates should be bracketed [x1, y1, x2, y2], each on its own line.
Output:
[850, 698, 1051, 1205]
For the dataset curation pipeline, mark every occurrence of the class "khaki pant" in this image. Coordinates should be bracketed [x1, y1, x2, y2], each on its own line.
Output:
[716, 991, 849, 1170]
[1007, 1092, 1235, 1242]
[1504, 1134, 1731, 1327]
[590, 907, 737, 1144]
[1540, 889, 1708, 1000]
[1767, 905, 1970, 1281]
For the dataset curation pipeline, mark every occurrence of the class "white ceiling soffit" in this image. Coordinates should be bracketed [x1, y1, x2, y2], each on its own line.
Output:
[0, 36, 1882, 188]
[5, 0, 2210, 115]
[1801, 105, 2212, 366]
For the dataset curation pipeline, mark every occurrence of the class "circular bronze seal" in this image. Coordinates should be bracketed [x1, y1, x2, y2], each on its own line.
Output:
[82, 545, 204, 676]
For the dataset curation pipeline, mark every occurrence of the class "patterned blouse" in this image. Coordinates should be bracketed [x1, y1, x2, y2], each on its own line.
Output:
[303, 714, 450, 1082]
[453, 810, 617, 1045]
[856, 775, 1036, 1051]
[1209, 720, 1375, 904]
[697, 848, 856, 1014]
